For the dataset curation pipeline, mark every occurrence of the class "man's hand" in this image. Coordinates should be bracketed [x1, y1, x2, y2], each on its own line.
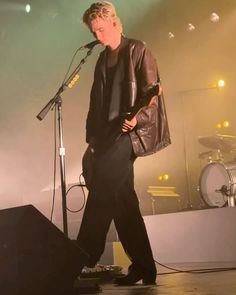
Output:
[121, 117, 137, 132]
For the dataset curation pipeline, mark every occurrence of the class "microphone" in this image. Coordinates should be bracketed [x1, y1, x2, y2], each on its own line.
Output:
[79, 40, 100, 50]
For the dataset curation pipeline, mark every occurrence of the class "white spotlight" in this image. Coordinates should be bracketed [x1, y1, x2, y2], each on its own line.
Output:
[25, 4, 31, 13]
[217, 79, 225, 88]
[187, 23, 195, 32]
[168, 32, 175, 39]
[210, 12, 220, 23]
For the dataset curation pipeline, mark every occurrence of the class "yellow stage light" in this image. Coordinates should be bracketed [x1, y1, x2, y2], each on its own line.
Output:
[216, 123, 222, 129]
[217, 79, 225, 88]
[157, 174, 169, 181]
[163, 174, 169, 180]
[223, 121, 229, 128]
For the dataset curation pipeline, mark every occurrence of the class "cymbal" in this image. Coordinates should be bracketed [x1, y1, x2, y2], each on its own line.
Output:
[198, 134, 236, 152]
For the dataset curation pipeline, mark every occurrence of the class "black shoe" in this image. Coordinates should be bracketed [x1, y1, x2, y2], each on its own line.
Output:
[114, 270, 156, 286]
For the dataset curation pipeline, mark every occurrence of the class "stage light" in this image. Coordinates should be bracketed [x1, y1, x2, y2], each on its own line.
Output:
[157, 174, 169, 181]
[168, 32, 175, 39]
[163, 174, 169, 180]
[216, 121, 229, 129]
[25, 4, 31, 13]
[223, 121, 229, 128]
[210, 12, 220, 23]
[217, 79, 225, 88]
[187, 23, 195, 31]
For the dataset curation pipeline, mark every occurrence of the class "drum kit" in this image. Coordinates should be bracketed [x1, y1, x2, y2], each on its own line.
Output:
[198, 133, 236, 208]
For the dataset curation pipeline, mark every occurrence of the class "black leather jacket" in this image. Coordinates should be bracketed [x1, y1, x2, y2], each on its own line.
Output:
[86, 36, 170, 156]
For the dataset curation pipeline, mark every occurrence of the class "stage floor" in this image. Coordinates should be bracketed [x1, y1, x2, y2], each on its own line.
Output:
[78, 207, 236, 294]
[74, 268, 236, 295]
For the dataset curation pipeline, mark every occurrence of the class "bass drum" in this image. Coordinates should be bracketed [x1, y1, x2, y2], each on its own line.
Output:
[199, 161, 236, 207]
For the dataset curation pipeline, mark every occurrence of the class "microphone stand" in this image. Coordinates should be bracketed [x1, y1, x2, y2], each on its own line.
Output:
[36, 48, 94, 236]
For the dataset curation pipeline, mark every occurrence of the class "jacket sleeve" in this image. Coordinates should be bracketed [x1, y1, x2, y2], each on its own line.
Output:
[136, 102, 157, 129]
[129, 40, 171, 156]
[134, 44, 160, 128]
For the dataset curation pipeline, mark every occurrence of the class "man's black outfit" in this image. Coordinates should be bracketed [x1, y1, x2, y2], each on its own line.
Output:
[77, 36, 170, 283]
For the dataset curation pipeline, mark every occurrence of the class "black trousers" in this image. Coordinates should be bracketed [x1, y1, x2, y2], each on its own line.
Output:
[77, 134, 156, 275]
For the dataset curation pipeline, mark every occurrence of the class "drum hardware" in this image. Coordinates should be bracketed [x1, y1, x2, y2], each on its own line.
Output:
[228, 196, 235, 207]
[198, 150, 214, 162]
[215, 184, 229, 195]
[198, 150, 224, 163]
[215, 149, 224, 162]
[198, 134, 236, 208]
[199, 161, 236, 208]
[215, 184, 236, 207]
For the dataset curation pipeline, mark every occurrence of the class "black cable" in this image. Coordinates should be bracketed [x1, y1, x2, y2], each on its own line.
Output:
[66, 173, 87, 213]
[155, 259, 236, 275]
[61, 47, 81, 85]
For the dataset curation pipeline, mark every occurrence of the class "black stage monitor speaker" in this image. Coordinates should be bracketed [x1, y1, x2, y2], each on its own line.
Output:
[0, 205, 88, 295]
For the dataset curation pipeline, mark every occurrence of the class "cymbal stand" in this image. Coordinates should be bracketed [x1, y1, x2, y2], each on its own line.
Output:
[181, 99, 193, 210]
[179, 86, 219, 210]
[228, 195, 235, 207]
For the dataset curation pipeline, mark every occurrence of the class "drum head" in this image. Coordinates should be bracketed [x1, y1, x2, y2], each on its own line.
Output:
[199, 162, 228, 207]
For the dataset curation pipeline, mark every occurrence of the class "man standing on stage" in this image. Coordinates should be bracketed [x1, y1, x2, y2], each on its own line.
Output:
[77, 1, 170, 285]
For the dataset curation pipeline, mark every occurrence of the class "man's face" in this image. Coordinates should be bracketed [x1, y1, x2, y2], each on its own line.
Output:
[89, 17, 116, 46]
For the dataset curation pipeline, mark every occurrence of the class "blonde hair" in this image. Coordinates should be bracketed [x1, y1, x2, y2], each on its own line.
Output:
[83, 1, 123, 33]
